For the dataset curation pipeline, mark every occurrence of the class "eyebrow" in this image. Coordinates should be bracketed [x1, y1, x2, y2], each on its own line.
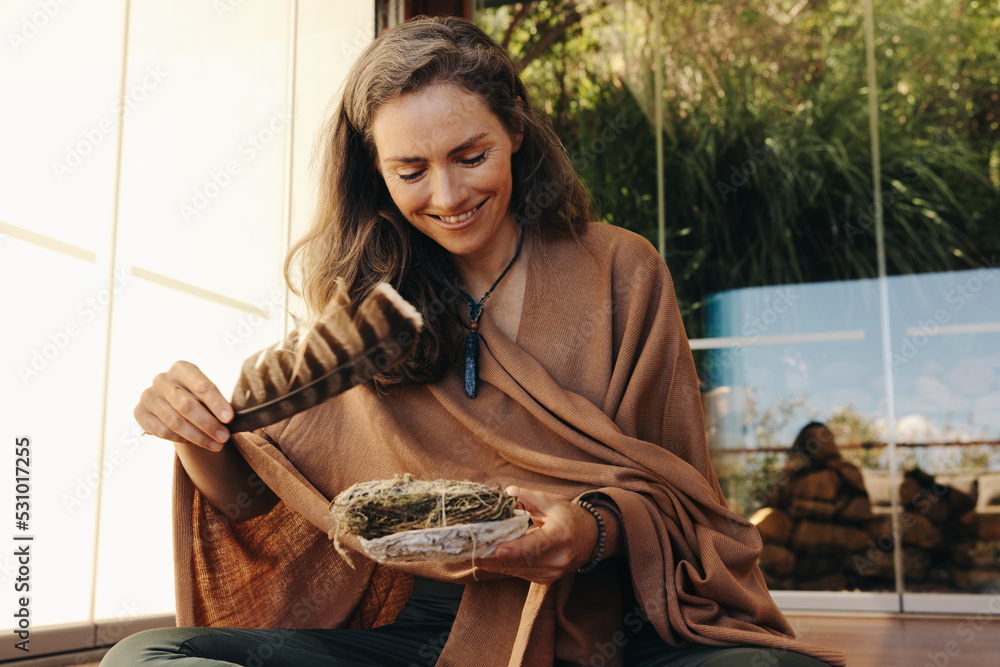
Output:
[384, 132, 489, 164]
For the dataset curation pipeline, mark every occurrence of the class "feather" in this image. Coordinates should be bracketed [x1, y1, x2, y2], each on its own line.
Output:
[227, 281, 423, 433]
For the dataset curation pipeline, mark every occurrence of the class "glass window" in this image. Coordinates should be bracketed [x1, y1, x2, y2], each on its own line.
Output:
[476, 0, 999, 607]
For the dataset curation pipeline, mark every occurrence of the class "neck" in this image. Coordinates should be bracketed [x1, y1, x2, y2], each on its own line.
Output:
[453, 223, 524, 297]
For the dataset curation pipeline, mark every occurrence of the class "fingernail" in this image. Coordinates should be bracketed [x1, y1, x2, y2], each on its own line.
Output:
[215, 429, 229, 443]
[221, 408, 233, 422]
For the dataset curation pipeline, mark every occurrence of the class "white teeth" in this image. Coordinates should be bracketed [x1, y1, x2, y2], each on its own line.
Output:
[439, 204, 479, 223]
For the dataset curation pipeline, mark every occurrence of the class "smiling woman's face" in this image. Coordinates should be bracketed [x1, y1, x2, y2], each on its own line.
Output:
[372, 83, 523, 270]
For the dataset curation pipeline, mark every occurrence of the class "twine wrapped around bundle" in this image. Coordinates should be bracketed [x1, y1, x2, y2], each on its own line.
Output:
[329, 474, 528, 565]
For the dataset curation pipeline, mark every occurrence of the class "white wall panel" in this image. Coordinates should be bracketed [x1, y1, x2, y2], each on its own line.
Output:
[0, 241, 107, 628]
[0, 0, 373, 653]
[115, 0, 292, 306]
[0, 1, 126, 253]
[93, 276, 283, 620]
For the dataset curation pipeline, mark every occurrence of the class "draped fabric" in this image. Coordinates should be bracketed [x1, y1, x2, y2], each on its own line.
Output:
[172, 223, 845, 667]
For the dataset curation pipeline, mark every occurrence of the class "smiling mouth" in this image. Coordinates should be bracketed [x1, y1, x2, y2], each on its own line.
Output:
[432, 199, 487, 224]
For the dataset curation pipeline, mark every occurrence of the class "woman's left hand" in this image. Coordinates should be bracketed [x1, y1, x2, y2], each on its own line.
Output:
[475, 486, 613, 585]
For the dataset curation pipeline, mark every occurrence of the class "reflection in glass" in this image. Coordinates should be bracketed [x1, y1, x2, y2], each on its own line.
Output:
[477, 0, 999, 599]
[874, 0, 1000, 595]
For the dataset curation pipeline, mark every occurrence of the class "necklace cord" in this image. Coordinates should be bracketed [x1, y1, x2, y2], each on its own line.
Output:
[461, 227, 526, 326]
[460, 226, 525, 398]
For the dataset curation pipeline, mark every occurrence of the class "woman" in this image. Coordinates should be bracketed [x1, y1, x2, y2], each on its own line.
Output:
[106, 16, 843, 667]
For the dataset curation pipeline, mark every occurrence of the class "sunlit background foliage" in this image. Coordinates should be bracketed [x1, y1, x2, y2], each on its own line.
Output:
[480, 0, 1000, 338]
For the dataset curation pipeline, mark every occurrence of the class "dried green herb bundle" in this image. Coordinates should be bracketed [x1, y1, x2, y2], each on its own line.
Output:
[329, 474, 515, 540]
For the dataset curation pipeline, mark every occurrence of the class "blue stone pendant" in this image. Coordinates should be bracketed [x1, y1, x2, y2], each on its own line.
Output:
[464, 330, 479, 398]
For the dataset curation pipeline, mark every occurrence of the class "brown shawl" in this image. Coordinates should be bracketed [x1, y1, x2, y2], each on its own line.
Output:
[173, 222, 845, 666]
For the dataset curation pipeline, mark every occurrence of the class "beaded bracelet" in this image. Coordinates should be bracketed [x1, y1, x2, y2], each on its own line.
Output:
[576, 499, 606, 574]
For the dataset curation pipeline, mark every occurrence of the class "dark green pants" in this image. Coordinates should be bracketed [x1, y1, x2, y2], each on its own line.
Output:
[101, 578, 830, 666]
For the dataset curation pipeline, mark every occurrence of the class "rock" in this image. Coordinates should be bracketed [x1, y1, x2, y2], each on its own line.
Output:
[900, 478, 951, 524]
[951, 568, 1000, 591]
[900, 468, 975, 523]
[974, 512, 1000, 540]
[903, 548, 932, 580]
[849, 550, 895, 580]
[851, 548, 930, 581]
[790, 470, 841, 501]
[901, 512, 942, 549]
[962, 540, 1000, 567]
[927, 566, 952, 587]
[750, 507, 793, 545]
[794, 554, 843, 580]
[797, 573, 846, 591]
[789, 425, 842, 464]
[759, 544, 796, 576]
[827, 459, 867, 493]
[792, 521, 869, 554]
[948, 485, 977, 518]
[762, 570, 793, 591]
[899, 476, 926, 507]
[838, 496, 874, 522]
[951, 542, 975, 568]
[789, 498, 839, 520]
[865, 514, 892, 540]
[976, 472, 1000, 511]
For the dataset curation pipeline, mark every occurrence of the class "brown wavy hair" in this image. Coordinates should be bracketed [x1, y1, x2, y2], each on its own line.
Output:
[285, 16, 594, 385]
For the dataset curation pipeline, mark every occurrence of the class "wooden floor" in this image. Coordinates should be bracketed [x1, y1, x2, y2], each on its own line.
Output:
[788, 612, 998, 666]
[50, 613, 1000, 666]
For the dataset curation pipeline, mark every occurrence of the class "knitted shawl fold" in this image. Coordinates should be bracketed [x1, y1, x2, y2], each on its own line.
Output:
[172, 223, 845, 667]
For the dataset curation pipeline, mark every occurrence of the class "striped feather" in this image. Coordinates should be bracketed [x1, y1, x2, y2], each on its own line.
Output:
[228, 281, 423, 433]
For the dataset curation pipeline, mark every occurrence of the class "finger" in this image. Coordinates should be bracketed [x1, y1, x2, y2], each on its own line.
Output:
[148, 395, 226, 451]
[170, 361, 233, 424]
[493, 526, 554, 562]
[152, 376, 230, 445]
[134, 407, 205, 450]
[506, 486, 557, 519]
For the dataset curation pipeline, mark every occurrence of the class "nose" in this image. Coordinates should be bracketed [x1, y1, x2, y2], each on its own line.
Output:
[429, 167, 468, 213]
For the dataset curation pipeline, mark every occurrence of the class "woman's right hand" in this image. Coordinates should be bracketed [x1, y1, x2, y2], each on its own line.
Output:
[135, 361, 233, 451]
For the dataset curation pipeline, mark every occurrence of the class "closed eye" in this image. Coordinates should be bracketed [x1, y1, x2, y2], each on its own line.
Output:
[461, 152, 487, 167]
[397, 152, 486, 183]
